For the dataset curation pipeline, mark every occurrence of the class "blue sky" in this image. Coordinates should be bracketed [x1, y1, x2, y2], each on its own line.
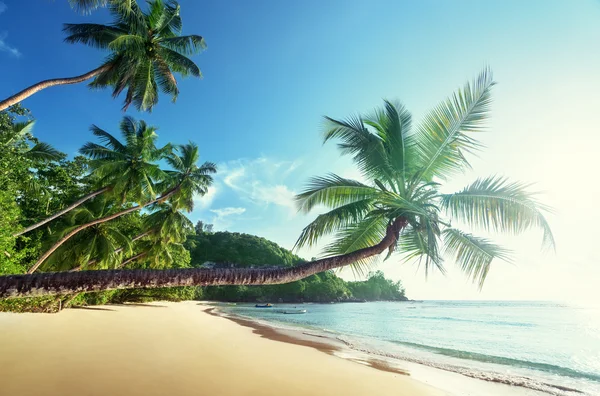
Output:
[1, 0, 600, 301]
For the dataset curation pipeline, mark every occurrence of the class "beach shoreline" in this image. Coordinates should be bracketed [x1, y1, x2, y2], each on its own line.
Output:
[209, 303, 560, 396]
[0, 301, 444, 396]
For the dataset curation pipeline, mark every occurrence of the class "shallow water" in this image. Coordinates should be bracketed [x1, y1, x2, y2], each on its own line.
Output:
[223, 301, 600, 396]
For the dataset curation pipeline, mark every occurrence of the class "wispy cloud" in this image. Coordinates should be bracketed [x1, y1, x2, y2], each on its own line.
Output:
[210, 207, 246, 217]
[219, 157, 299, 215]
[0, 2, 6, 15]
[210, 206, 246, 230]
[250, 184, 296, 212]
[0, 32, 21, 58]
[193, 185, 218, 210]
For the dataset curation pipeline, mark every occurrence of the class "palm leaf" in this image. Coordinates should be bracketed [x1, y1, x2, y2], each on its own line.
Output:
[322, 214, 389, 276]
[295, 199, 374, 249]
[295, 174, 379, 213]
[415, 68, 494, 180]
[63, 23, 125, 49]
[364, 100, 415, 188]
[443, 228, 512, 288]
[397, 225, 445, 276]
[25, 143, 62, 161]
[440, 175, 555, 250]
[160, 35, 206, 56]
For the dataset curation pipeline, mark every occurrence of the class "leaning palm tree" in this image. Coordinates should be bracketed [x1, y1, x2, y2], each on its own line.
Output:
[0, 0, 206, 112]
[0, 69, 554, 298]
[294, 69, 553, 286]
[14, 116, 169, 237]
[84, 202, 191, 270]
[27, 142, 216, 273]
[43, 197, 133, 272]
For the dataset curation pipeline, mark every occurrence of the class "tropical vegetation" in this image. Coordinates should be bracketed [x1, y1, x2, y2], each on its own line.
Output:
[0, 0, 554, 306]
[0, 0, 205, 112]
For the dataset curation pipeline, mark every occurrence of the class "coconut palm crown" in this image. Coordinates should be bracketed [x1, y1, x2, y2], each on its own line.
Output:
[80, 116, 171, 204]
[295, 69, 554, 287]
[64, 0, 206, 111]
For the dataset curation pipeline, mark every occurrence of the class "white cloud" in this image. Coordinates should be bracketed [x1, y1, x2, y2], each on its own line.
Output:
[218, 157, 299, 215]
[193, 185, 218, 210]
[0, 32, 21, 58]
[0, 2, 6, 14]
[223, 167, 245, 190]
[251, 183, 296, 213]
[210, 207, 246, 217]
[210, 206, 246, 230]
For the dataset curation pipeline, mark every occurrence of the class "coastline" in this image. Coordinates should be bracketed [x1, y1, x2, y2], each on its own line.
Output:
[211, 303, 563, 396]
[0, 301, 443, 396]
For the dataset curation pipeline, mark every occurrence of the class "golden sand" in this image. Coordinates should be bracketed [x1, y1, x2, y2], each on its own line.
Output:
[0, 302, 444, 396]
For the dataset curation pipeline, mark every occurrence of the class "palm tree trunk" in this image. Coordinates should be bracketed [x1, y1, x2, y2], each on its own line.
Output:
[0, 64, 112, 112]
[0, 219, 407, 299]
[28, 187, 180, 274]
[14, 186, 111, 237]
[68, 230, 153, 272]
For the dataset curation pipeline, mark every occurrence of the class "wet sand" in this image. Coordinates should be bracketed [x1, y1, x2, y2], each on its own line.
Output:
[0, 301, 443, 396]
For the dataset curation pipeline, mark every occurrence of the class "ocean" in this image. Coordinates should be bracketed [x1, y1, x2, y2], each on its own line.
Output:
[220, 301, 600, 396]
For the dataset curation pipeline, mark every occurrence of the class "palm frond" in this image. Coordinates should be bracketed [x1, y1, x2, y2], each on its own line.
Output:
[296, 174, 379, 213]
[160, 35, 206, 56]
[25, 142, 62, 161]
[90, 125, 127, 153]
[440, 175, 555, 250]
[364, 100, 415, 187]
[415, 68, 494, 180]
[148, 0, 182, 35]
[295, 199, 374, 249]
[323, 115, 396, 185]
[107, 34, 145, 52]
[68, 0, 109, 14]
[63, 23, 125, 49]
[443, 228, 512, 288]
[156, 47, 201, 77]
[322, 214, 389, 276]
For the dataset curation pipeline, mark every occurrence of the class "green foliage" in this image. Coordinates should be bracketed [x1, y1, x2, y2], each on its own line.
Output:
[194, 220, 214, 235]
[189, 231, 405, 303]
[186, 231, 305, 268]
[0, 296, 62, 313]
[81, 117, 171, 204]
[295, 69, 554, 287]
[203, 270, 406, 303]
[0, 105, 74, 275]
[347, 271, 406, 301]
[64, 0, 206, 111]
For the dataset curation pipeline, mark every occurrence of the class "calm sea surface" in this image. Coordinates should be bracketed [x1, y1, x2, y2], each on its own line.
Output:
[222, 301, 600, 396]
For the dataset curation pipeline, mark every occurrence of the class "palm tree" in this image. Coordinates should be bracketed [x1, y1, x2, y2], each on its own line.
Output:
[294, 68, 553, 286]
[0, 69, 554, 298]
[43, 196, 133, 272]
[0, 0, 206, 112]
[27, 142, 216, 273]
[114, 202, 193, 269]
[14, 116, 169, 237]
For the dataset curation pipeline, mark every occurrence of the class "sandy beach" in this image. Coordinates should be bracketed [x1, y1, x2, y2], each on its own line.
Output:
[0, 302, 444, 396]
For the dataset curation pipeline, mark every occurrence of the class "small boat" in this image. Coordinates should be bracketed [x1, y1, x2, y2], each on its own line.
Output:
[283, 309, 307, 314]
[255, 303, 273, 308]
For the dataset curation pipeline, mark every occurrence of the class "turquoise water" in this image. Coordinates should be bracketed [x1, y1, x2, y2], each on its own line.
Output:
[223, 301, 600, 395]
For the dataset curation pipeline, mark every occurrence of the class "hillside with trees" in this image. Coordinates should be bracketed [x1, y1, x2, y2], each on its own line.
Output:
[186, 229, 407, 303]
